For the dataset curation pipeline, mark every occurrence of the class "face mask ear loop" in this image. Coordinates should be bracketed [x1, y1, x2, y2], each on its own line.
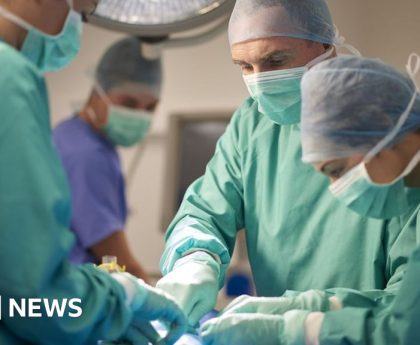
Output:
[407, 53, 420, 91]
[94, 82, 114, 108]
[86, 107, 97, 123]
[66, 0, 74, 11]
[364, 53, 420, 163]
[0, 5, 33, 31]
[333, 26, 362, 57]
[306, 46, 335, 69]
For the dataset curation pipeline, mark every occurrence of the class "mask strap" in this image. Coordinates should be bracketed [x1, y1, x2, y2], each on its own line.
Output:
[365, 53, 420, 162]
[333, 26, 362, 56]
[94, 83, 114, 107]
[306, 46, 335, 69]
[0, 5, 33, 32]
[401, 150, 420, 178]
[407, 53, 420, 91]
[86, 107, 98, 123]
[66, 0, 74, 10]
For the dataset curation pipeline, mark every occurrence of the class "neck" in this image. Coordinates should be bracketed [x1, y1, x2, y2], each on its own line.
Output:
[0, 8, 27, 49]
[79, 106, 104, 132]
[79, 108, 95, 127]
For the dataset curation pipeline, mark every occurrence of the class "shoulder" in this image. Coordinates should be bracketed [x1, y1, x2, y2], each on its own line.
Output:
[227, 96, 275, 148]
[54, 117, 115, 160]
[0, 43, 47, 133]
[233, 97, 272, 129]
[63, 140, 120, 180]
[54, 116, 82, 143]
[232, 97, 259, 122]
[393, 201, 420, 234]
[0, 42, 42, 89]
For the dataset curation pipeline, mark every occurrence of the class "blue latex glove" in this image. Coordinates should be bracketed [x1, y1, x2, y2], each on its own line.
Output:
[112, 273, 188, 345]
[156, 252, 220, 327]
[222, 290, 330, 316]
[200, 311, 310, 345]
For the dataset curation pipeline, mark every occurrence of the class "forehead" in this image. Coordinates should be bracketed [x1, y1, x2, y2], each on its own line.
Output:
[108, 90, 158, 104]
[231, 36, 309, 63]
[108, 82, 158, 102]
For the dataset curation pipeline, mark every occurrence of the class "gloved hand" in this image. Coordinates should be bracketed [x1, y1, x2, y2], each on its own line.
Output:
[111, 272, 188, 345]
[200, 310, 310, 345]
[222, 290, 331, 316]
[156, 251, 220, 327]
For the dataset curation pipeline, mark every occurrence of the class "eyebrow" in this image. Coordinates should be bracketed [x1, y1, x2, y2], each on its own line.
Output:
[232, 50, 293, 66]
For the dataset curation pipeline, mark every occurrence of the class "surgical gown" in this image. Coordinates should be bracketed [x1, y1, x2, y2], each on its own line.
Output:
[161, 97, 419, 303]
[0, 41, 132, 343]
[319, 204, 420, 345]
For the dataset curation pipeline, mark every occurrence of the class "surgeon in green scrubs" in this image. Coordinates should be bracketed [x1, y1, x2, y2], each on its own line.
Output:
[156, 0, 419, 333]
[0, 0, 186, 344]
[298, 55, 420, 345]
[199, 55, 420, 345]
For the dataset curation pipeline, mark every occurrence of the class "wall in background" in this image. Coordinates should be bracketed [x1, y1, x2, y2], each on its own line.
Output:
[46, 0, 420, 274]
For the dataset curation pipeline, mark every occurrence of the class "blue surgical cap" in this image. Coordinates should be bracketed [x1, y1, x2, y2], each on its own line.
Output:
[301, 56, 420, 163]
[228, 0, 335, 46]
[96, 37, 162, 97]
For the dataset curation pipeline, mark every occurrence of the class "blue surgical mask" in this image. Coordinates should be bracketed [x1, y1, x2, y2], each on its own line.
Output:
[243, 48, 334, 125]
[0, 0, 82, 73]
[329, 56, 420, 219]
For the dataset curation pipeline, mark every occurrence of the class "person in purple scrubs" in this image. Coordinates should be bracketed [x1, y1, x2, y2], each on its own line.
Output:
[54, 36, 161, 282]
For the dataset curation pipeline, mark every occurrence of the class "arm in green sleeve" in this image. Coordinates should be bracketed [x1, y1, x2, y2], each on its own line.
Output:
[0, 52, 132, 344]
[325, 204, 419, 308]
[320, 243, 420, 345]
[160, 105, 246, 285]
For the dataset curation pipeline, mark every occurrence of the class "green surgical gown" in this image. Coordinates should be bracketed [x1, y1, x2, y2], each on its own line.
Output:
[161, 97, 419, 303]
[319, 205, 420, 345]
[0, 41, 132, 343]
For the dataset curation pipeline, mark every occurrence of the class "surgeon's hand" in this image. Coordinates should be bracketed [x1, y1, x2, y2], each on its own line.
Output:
[222, 290, 331, 316]
[200, 310, 310, 345]
[156, 251, 220, 327]
[112, 273, 188, 345]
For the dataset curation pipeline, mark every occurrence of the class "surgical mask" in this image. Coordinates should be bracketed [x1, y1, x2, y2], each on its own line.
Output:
[243, 48, 334, 125]
[0, 0, 82, 73]
[329, 53, 420, 219]
[104, 107, 152, 147]
[94, 84, 152, 147]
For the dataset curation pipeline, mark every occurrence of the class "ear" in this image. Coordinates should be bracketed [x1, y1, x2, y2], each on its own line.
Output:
[73, 0, 97, 15]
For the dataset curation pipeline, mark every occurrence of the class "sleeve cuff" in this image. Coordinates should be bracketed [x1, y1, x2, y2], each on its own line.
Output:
[110, 272, 146, 312]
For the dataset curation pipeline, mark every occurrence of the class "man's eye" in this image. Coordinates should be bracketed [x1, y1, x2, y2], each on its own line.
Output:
[121, 99, 137, 108]
[269, 59, 285, 67]
[329, 168, 345, 179]
[322, 163, 346, 179]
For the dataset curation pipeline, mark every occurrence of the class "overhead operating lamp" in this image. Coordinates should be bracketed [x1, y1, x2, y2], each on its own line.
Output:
[87, 1, 236, 187]
[88, 0, 235, 46]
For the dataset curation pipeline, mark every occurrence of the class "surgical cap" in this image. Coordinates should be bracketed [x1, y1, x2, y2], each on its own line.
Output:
[228, 0, 335, 46]
[95, 37, 162, 97]
[301, 56, 420, 163]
